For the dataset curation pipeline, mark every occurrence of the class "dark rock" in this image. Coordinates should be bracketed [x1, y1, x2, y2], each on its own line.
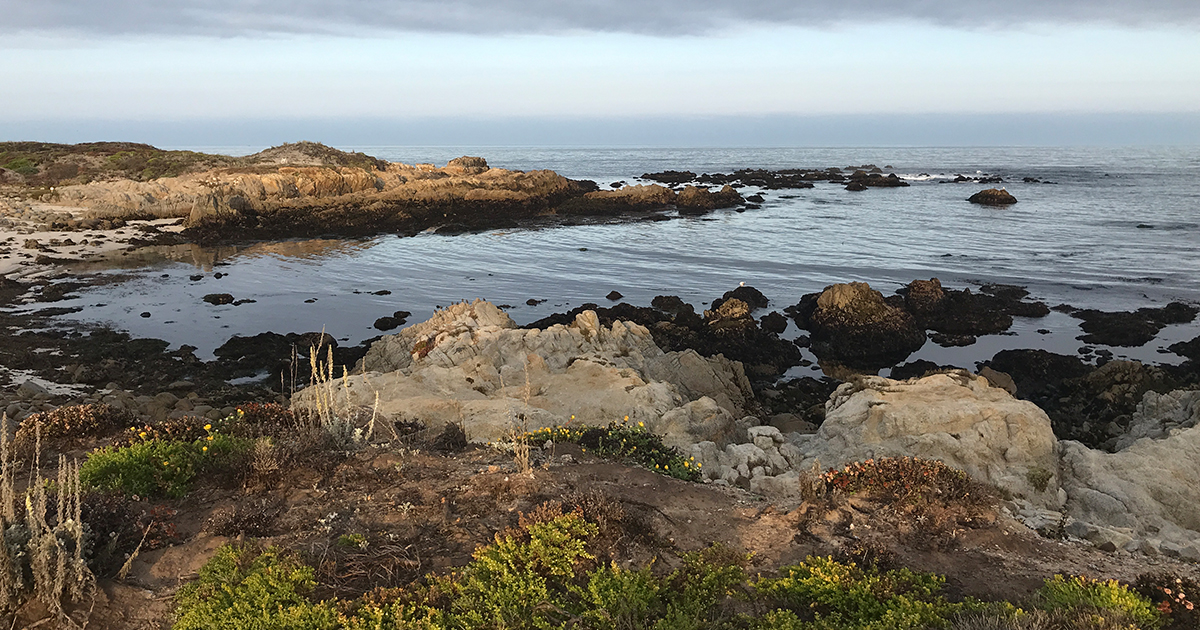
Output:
[641, 170, 697, 185]
[890, 360, 962, 381]
[1070, 302, 1198, 347]
[1169, 335, 1200, 361]
[968, 188, 1018, 205]
[526, 298, 545, 306]
[1136, 224, 1154, 229]
[530, 294, 802, 381]
[844, 182, 868, 192]
[717, 285, 769, 310]
[371, 290, 392, 296]
[374, 317, 402, 331]
[696, 168, 818, 190]
[605, 291, 623, 301]
[799, 282, 925, 368]
[745, 194, 765, 203]
[983, 349, 1090, 398]
[760, 311, 788, 335]
[847, 171, 909, 188]
[140, 312, 151, 318]
[930, 332, 977, 347]
[189, 274, 203, 281]
[651, 295, 689, 315]
[758, 376, 841, 427]
[203, 293, 234, 305]
[980, 349, 1181, 449]
[899, 278, 1049, 339]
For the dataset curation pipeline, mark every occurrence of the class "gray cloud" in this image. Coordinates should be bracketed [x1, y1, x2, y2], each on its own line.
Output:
[4, 0, 1200, 37]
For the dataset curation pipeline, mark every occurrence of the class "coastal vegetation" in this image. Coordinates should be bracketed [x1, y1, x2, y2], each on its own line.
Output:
[0, 398, 1192, 629]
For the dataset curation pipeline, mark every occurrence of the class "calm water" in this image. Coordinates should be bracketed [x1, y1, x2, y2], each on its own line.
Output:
[32, 146, 1200, 374]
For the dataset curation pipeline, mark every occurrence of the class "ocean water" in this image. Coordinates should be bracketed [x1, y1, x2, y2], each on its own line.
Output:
[33, 146, 1200, 374]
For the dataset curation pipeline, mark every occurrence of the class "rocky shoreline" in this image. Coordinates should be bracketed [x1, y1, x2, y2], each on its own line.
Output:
[2, 142, 1199, 627]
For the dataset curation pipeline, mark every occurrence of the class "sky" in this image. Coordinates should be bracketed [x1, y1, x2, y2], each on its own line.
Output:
[2, 0, 1200, 146]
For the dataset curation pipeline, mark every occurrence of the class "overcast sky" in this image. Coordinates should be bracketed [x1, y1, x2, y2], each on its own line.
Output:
[2, 0, 1199, 145]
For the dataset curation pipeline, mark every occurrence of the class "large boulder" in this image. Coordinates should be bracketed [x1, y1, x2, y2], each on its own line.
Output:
[299, 300, 755, 445]
[1060, 394, 1200, 544]
[795, 371, 1061, 507]
[803, 282, 926, 368]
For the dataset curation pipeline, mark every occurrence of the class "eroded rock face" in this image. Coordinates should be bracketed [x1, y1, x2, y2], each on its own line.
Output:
[297, 300, 756, 445]
[1060, 416, 1200, 545]
[793, 372, 1061, 507]
[797, 282, 926, 368]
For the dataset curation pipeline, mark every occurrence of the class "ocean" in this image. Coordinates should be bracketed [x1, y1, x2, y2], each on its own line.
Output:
[40, 145, 1200, 375]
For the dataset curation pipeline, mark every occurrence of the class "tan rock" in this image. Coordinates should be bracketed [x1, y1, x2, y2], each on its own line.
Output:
[799, 371, 1060, 507]
[297, 301, 755, 446]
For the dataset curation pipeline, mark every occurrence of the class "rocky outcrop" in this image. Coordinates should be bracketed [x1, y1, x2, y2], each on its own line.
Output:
[968, 188, 1017, 205]
[1064, 302, 1198, 347]
[983, 350, 1182, 450]
[1112, 389, 1200, 451]
[675, 185, 743, 214]
[686, 369, 1200, 549]
[795, 372, 1062, 507]
[559, 184, 742, 216]
[789, 282, 926, 368]
[1060, 416, 1200, 547]
[297, 301, 757, 446]
[847, 171, 909, 188]
[899, 279, 1049, 346]
[530, 290, 803, 380]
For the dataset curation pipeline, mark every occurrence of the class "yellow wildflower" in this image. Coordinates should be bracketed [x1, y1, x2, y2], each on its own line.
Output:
[204, 424, 211, 431]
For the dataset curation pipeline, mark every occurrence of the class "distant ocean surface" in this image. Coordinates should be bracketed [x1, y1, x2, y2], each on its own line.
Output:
[46, 146, 1200, 374]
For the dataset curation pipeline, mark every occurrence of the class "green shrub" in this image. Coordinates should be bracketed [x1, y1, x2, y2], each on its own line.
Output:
[339, 533, 369, 550]
[753, 555, 964, 630]
[80, 433, 251, 498]
[2, 157, 37, 176]
[1037, 575, 1161, 629]
[173, 545, 337, 630]
[525, 418, 702, 481]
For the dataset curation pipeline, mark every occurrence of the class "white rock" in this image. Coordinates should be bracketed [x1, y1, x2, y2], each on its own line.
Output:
[1060, 417, 1200, 545]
